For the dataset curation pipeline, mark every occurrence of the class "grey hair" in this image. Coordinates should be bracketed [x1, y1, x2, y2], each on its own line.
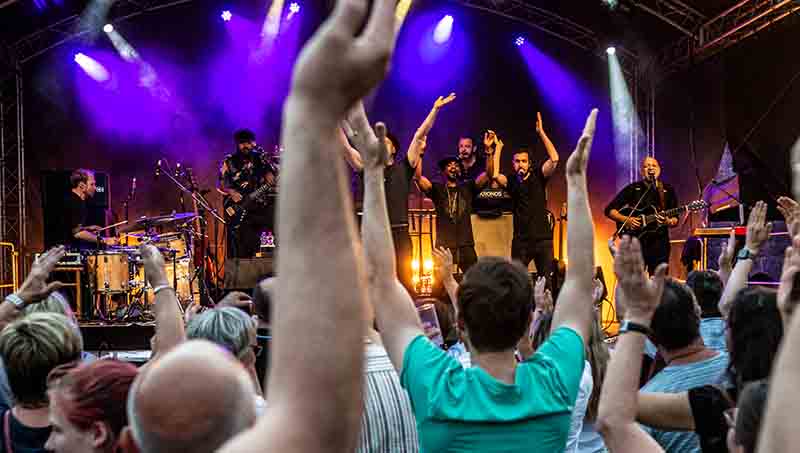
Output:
[186, 307, 253, 359]
[22, 291, 83, 351]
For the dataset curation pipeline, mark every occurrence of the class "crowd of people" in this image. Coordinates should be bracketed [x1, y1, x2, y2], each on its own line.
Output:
[2, 1, 800, 452]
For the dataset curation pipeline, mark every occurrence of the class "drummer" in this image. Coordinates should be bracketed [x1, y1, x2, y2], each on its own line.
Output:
[57, 169, 117, 250]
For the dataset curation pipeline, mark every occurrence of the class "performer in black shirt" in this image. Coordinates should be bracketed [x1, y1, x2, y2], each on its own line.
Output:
[457, 135, 485, 184]
[59, 169, 116, 250]
[219, 129, 278, 258]
[341, 94, 456, 294]
[492, 113, 560, 282]
[416, 156, 490, 273]
[605, 156, 678, 274]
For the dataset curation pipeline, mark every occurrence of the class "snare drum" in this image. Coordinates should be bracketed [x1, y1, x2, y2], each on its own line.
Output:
[86, 252, 130, 293]
[153, 233, 188, 258]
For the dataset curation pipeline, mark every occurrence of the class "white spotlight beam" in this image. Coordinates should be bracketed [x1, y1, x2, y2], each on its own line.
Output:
[608, 52, 646, 188]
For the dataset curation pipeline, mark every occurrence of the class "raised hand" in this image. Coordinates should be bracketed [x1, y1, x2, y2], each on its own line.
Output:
[483, 130, 496, 149]
[343, 102, 388, 169]
[15, 246, 65, 305]
[613, 236, 668, 322]
[140, 244, 169, 288]
[778, 235, 800, 323]
[535, 112, 544, 135]
[217, 291, 253, 310]
[718, 228, 736, 277]
[433, 92, 456, 110]
[745, 201, 772, 254]
[777, 196, 800, 238]
[432, 247, 454, 283]
[592, 278, 605, 305]
[565, 109, 598, 179]
[533, 277, 553, 313]
[289, 0, 398, 118]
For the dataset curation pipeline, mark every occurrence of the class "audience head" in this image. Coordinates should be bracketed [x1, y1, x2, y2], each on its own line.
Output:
[457, 257, 532, 353]
[186, 307, 258, 366]
[0, 312, 82, 408]
[728, 380, 770, 453]
[252, 278, 273, 326]
[726, 287, 783, 389]
[651, 279, 702, 352]
[45, 360, 138, 453]
[119, 340, 256, 453]
[686, 270, 724, 317]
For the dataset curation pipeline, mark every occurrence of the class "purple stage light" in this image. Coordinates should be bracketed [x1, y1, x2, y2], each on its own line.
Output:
[433, 14, 453, 44]
[289, 2, 300, 13]
[74, 53, 110, 82]
[515, 36, 525, 47]
[103, 24, 114, 33]
[221, 10, 232, 22]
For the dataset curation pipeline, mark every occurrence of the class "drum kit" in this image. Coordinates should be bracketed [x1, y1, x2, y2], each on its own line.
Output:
[84, 212, 200, 321]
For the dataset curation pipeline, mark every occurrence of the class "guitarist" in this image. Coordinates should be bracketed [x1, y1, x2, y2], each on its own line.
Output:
[220, 129, 277, 258]
[605, 156, 679, 274]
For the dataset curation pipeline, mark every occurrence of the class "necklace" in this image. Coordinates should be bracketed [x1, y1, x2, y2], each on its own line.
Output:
[447, 186, 458, 221]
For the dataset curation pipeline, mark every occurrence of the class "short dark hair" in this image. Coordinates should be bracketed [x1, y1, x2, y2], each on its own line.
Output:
[686, 270, 723, 317]
[457, 257, 532, 352]
[70, 169, 94, 189]
[735, 379, 770, 453]
[727, 287, 783, 390]
[233, 129, 256, 144]
[650, 279, 701, 351]
[513, 148, 530, 159]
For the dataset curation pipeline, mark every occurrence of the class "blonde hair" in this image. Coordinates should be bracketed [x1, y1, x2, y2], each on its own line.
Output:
[585, 311, 610, 421]
[0, 312, 82, 407]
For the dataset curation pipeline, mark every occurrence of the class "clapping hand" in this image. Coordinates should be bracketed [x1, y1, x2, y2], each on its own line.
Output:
[533, 276, 554, 313]
[778, 235, 800, 323]
[15, 246, 65, 305]
[565, 109, 598, 179]
[432, 247, 455, 283]
[745, 201, 772, 255]
[777, 196, 800, 238]
[140, 244, 169, 288]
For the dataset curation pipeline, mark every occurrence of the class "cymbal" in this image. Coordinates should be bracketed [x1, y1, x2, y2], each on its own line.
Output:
[125, 213, 197, 229]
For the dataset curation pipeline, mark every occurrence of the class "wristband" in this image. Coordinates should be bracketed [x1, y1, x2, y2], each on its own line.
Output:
[619, 320, 652, 337]
[4, 293, 26, 310]
[152, 285, 174, 296]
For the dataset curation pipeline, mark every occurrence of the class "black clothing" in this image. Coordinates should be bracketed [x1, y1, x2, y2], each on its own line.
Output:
[458, 155, 485, 185]
[512, 239, 554, 281]
[605, 180, 678, 274]
[383, 159, 416, 226]
[507, 166, 551, 243]
[221, 149, 277, 258]
[392, 227, 415, 297]
[54, 192, 88, 250]
[688, 385, 738, 453]
[425, 181, 478, 248]
[0, 410, 51, 453]
[473, 187, 512, 218]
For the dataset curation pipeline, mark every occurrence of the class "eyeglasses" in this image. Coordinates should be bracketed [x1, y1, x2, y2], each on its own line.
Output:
[251, 344, 263, 357]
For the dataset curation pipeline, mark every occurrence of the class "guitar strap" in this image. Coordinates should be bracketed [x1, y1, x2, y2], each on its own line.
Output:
[656, 181, 667, 211]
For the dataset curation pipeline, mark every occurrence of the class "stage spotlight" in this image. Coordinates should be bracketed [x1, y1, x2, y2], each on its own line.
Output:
[103, 23, 113, 33]
[289, 2, 299, 14]
[74, 53, 110, 82]
[515, 36, 525, 47]
[433, 14, 454, 44]
[606, 46, 616, 56]
[221, 10, 232, 22]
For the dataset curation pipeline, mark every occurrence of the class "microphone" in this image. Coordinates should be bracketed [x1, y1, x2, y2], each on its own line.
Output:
[155, 160, 162, 178]
[131, 177, 137, 199]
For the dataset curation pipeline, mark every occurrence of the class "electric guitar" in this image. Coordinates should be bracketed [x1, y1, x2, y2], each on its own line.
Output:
[616, 200, 707, 238]
[224, 182, 276, 229]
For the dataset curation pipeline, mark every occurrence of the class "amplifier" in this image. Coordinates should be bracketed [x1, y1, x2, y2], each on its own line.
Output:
[35, 252, 83, 267]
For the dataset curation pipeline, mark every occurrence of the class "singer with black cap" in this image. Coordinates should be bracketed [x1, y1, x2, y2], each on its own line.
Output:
[605, 156, 679, 274]
[219, 128, 278, 258]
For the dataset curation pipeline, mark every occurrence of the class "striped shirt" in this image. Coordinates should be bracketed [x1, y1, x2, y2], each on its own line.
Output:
[699, 318, 728, 354]
[641, 351, 729, 453]
[357, 343, 419, 453]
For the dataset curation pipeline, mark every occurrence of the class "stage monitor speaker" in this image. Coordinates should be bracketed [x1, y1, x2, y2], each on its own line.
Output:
[41, 170, 109, 248]
[224, 257, 274, 289]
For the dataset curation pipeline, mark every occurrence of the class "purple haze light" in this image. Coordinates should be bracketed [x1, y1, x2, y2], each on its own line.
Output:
[433, 15, 453, 44]
[74, 53, 110, 82]
[221, 10, 232, 22]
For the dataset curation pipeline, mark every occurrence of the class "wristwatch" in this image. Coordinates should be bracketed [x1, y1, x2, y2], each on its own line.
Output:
[4, 293, 26, 310]
[737, 247, 757, 261]
[619, 320, 652, 337]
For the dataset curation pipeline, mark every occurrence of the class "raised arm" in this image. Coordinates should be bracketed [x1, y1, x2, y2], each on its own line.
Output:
[476, 137, 496, 188]
[537, 112, 560, 178]
[549, 109, 598, 343]
[220, 0, 395, 451]
[350, 102, 424, 372]
[487, 131, 508, 187]
[0, 246, 65, 331]
[412, 141, 433, 193]
[596, 236, 668, 453]
[406, 93, 455, 169]
[758, 138, 800, 453]
[718, 201, 771, 318]
[140, 244, 185, 359]
[433, 247, 459, 308]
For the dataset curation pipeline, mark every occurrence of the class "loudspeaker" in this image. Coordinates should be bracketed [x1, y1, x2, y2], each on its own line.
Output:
[224, 257, 274, 289]
[41, 170, 110, 248]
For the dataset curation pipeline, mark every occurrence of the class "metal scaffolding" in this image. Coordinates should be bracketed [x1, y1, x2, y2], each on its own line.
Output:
[0, 52, 24, 295]
[629, 0, 707, 37]
[651, 0, 800, 82]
